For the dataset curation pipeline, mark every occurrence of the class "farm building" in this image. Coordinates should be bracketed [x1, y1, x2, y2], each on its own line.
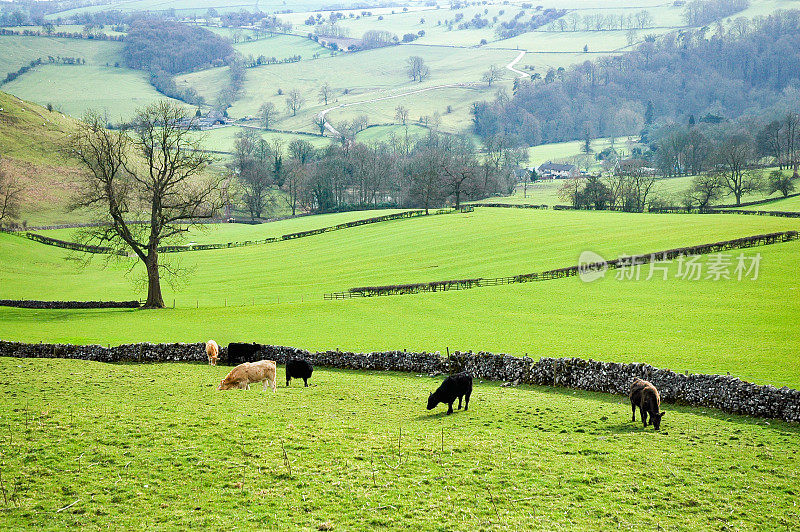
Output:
[536, 161, 579, 179]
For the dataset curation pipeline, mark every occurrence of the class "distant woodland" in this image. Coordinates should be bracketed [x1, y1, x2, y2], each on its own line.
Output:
[122, 18, 234, 105]
[473, 10, 800, 145]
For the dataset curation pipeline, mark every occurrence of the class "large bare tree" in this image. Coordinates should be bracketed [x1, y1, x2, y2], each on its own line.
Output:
[713, 132, 759, 206]
[69, 102, 221, 308]
[406, 56, 430, 83]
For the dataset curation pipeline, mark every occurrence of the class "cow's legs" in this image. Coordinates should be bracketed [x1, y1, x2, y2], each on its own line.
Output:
[464, 391, 471, 411]
[303, 378, 308, 387]
[457, 395, 463, 410]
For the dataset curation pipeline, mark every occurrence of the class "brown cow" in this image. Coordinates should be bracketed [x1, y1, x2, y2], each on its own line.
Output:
[630, 378, 665, 430]
[218, 360, 277, 392]
[206, 340, 219, 366]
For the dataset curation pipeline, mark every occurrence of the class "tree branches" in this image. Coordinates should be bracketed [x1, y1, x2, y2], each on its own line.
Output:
[68, 101, 222, 308]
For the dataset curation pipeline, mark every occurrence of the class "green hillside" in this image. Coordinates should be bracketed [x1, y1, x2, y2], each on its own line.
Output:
[0, 91, 87, 224]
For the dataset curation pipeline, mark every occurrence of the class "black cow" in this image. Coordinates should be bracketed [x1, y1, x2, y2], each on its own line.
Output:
[226, 342, 262, 365]
[427, 372, 472, 414]
[286, 358, 313, 387]
[630, 378, 665, 430]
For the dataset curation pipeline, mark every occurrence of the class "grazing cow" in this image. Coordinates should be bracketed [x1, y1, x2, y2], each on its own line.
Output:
[286, 358, 313, 387]
[218, 360, 277, 392]
[206, 340, 219, 366]
[227, 342, 263, 365]
[427, 372, 472, 415]
[630, 378, 665, 430]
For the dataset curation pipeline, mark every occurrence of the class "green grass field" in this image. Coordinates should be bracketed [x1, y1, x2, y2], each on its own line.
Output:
[0, 35, 121, 75]
[198, 125, 331, 154]
[0, 358, 797, 529]
[46, 0, 331, 19]
[232, 34, 330, 62]
[354, 124, 430, 144]
[175, 45, 518, 133]
[2, 209, 799, 386]
[739, 194, 800, 212]
[3, 64, 184, 121]
[482, 169, 795, 208]
[488, 28, 672, 54]
[0, 24, 126, 37]
[36, 209, 409, 243]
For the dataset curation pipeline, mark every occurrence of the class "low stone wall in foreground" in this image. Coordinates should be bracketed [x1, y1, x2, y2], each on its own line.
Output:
[1, 340, 797, 422]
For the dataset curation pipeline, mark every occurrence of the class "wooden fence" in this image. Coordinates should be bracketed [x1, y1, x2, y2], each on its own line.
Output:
[323, 230, 799, 299]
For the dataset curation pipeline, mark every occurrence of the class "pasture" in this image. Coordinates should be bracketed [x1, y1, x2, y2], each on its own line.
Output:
[2, 64, 184, 120]
[0, 35, 121, 75]
[232, 34, 330, 62]
[3, 0, 792, 141]
[740, 194, 800, 212]
[481, 168, 796, 208]
[0, 357, 797, 529]
[198, 125, 331, 154]
[176, 44, 519, 133]
[1, 208, 799, 387]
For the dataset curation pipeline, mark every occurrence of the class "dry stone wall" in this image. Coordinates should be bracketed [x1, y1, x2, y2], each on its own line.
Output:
[1, 341, 797, 422]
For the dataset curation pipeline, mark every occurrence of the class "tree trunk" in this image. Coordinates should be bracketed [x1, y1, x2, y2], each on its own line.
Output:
[144, 255, 165, 308]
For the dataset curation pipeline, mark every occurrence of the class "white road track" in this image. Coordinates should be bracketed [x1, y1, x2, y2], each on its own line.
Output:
[505, 50, 528, 79]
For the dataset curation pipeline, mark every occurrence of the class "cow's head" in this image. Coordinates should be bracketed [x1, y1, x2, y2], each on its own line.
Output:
[652, 411, 665, 431]
[426, 392, 438, 410]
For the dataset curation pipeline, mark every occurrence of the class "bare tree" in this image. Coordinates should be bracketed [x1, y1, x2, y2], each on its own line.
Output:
[558, 175, 584, 208]
[766, 169, 796, 198]
[233, 129, 274, 219]
[285, 89, 305, 116]
[481, 65, 504, 87]
[0, 155, 24, 225]
[440, 136, 478, 209]
[313, 114, 328, 135]
[318, 82, 333, 105]
[258, 102, 278, 129]
[282, 158, 306, 216]
[687, 172, 722, 209]
[288, 139, 315, 164]
[713, 133, 759, 205]
[395, 105, 409, 126]
[69, 103, 221, 308]
[406, 56, 430, 83]
[408, 136, 445, 214]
